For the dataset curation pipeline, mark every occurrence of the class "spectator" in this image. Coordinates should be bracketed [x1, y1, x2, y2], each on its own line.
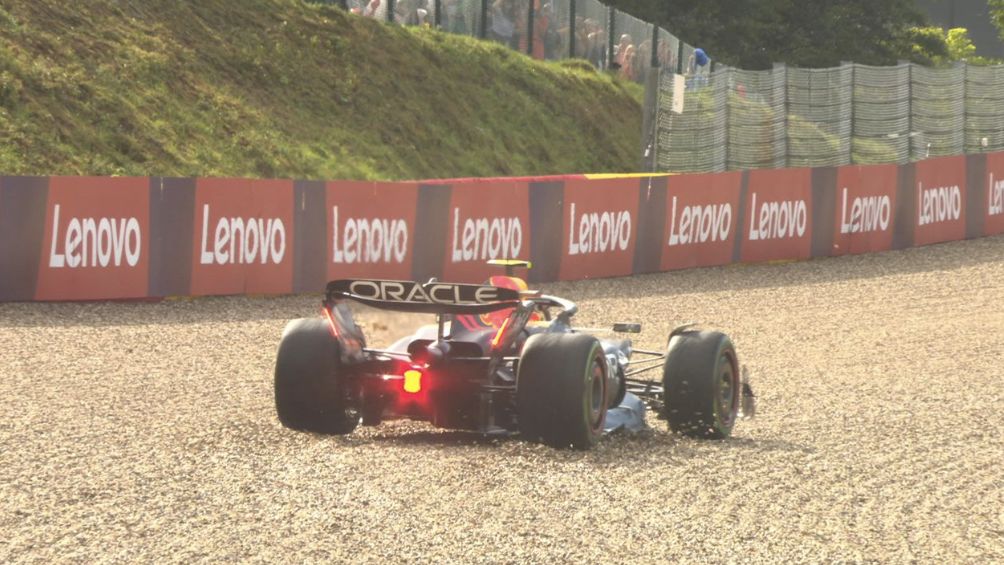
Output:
[514, 0, 531, 51]
[619, 44, 636, 80]
[613, 33, 633, 73]
[529, 0, 554, 60]
[362, 0, 381, 18]
[442, 0, 469, 34]
[658, 40, 675, 70]
[636, 38, 652, 77]
[585, 23, 606, 69]
[687, 47, 710, 88]
[397, 0, 422, 25]
[489, 0, 516, 47]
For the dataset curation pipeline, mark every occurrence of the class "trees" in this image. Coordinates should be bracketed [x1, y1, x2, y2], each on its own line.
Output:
[991, 0, 1004, 41]
[606, 0, 944, 69]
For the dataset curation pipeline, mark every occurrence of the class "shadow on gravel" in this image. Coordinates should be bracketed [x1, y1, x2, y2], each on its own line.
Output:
[341, 428, 813, 460]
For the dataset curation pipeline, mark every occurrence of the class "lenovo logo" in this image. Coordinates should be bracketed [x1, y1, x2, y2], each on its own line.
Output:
[989, 173, 1003, 216]
[667, 197, 732, 246]
[450, 208, 523, 263]
[48, 205, 142, 268]
[332, 206, 408, 264]
[747, 193, 807, 241]
[568, 203, 632, 255]
[199, 204, 286, 265]
[916, 183, 961, 226]
[840, 188, 891, 234]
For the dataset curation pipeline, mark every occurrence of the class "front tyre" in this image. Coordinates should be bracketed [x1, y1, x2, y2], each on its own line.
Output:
[517, 333, 608, 449]
[274, 318, 359, 435]
[662, 330, 740, 439]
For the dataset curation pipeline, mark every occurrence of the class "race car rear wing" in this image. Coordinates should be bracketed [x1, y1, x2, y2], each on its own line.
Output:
[325, 279, 523, 314]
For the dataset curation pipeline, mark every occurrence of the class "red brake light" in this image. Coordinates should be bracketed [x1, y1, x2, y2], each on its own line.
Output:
[403, 368, 423, 394]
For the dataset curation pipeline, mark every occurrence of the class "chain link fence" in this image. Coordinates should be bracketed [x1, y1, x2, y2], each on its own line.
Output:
[656, 62, 1004, 173]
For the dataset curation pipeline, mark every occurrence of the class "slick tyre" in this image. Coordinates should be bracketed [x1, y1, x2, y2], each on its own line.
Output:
[517, 333, 608, 449]
[662, 330, 740, 439]
[274, 318, 359, 435]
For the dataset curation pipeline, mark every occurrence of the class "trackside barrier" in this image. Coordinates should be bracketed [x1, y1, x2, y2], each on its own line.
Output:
[1, 152, 1003, 301]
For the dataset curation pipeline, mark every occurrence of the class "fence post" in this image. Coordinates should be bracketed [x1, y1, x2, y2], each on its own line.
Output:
[480, 0, 488, 39]
[387, 0, 395, 23]
[434, 0, 441, 28]
[338, 0, 348, 10]
[641, 26, 661, 172]
[900, 60, 913, 162]
[606, 7, 615, 68]
[723, 67, 730, 171]
[960, 60, 970, 153]
[568, 0, 576, 58]
[843, 61, 854, 166]
[676, 40, 684, 75]
[527, 0, 535, 56]
[774, 62, 788, 168]
[650, 25, 658, 69]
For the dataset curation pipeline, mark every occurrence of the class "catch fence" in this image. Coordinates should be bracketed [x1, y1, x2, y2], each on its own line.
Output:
[655, 62, 1004, 172]
[307, 0, 1004, 173]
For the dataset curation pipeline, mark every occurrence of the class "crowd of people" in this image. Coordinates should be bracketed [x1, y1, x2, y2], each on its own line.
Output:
[342, 0, 706, 83]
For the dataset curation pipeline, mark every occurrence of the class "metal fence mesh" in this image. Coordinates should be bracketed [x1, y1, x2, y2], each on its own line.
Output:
[727, 67, 787, 170]
[912, 64, 965, 159]
[657, 62, 1004, 173]
[964, 65, 1004, 154]
[786, 66, 852, 167]
[852, 64, 910, 164]
[656, 69, 728, 173]
[315, 0, 1000, 172]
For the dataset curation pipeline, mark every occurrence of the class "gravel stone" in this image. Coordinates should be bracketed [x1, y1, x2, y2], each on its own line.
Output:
[2, 235, 1003, 563]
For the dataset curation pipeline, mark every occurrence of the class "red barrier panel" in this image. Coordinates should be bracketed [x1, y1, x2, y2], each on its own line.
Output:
[740, 168, 813, 263]
[6, 152, 1004, 303]
[36, 177, 150, 301]
[326, 181, 417, 281]
[661, 172, 742, 270]
[913, 155, 967, 247]
[831, 164, 898, 256]
[558, 179, 640, 280]
[190, 178, 294, 296]
[985, 152, 1004, 236]
[442, 182, 530, 283]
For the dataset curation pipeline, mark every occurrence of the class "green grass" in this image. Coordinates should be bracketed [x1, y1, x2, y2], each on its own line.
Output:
[0, 0, 642, 180]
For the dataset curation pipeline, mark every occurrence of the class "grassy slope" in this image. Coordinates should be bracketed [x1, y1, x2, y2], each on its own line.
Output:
[0, 0, 642, 181]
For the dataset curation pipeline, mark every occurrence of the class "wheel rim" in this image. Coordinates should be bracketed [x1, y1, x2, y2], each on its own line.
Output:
[588, 356, 605, 432]
[715, 352, 738, 428]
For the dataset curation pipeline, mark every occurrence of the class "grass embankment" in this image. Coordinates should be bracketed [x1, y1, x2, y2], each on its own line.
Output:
[0, 0, 642, 180]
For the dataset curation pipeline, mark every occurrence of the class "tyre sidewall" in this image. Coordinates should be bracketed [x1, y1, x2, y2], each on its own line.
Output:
[662, 331, 740, 439]
[517, 333, 608, 449]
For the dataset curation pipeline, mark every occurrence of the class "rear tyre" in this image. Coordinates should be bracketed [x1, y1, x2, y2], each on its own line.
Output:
[517, 333, 608, 449]
[274, 318, 359, 435]
[662, 330, 740, 439]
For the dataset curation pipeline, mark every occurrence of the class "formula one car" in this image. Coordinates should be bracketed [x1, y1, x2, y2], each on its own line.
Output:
[274, 260, 754, 449]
